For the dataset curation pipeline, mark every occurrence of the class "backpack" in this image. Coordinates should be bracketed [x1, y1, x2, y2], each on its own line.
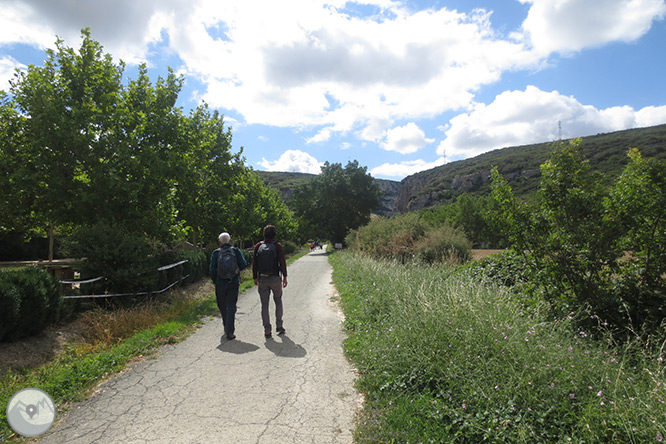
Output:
[217, 245, 240, 279]
[256, 241, 279, 275]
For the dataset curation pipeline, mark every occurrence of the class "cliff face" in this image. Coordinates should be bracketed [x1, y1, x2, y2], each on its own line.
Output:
[373, 179, 401, 216]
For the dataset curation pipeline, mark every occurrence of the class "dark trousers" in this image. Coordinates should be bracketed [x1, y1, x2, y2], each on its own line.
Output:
[215, 280, 239, 336]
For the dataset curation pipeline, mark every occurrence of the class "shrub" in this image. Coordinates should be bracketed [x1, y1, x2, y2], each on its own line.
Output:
[413, 225, 471, 264]
[0, 266, 62, 341]
[490, 142, 666, 336]
[282, 240, 298, 255]
[0, 278, 21, 341]
[63, 223, 159, 294]
[177, 250, 208, 284]
[345, 213, 471, 265]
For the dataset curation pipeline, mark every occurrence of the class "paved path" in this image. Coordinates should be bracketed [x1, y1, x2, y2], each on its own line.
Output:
[38, 248, 359, 444]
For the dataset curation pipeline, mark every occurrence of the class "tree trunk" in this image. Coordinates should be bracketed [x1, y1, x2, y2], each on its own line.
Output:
[48, 224, 55, 262]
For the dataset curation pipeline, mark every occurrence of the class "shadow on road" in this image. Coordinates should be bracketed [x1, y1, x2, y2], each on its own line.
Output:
[264, 335, 307, 358]
[216, 339, 260, 354]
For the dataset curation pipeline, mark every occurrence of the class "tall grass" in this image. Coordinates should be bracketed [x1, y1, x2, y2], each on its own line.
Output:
[330, 252, 666, 443]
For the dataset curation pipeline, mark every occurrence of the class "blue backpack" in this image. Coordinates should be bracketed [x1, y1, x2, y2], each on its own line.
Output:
[217, 245, 240, 279]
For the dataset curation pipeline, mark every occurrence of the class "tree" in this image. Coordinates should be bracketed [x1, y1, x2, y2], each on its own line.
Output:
[4, 29, 190, 257]
[491, 140, 666, 334]
[7, 29, 125, 259]
[606, 148, 666, 329]
[173, 104, 239, 246]
[293, 160, 380, 243]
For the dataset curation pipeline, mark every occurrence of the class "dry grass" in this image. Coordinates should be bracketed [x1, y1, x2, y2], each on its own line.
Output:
[471, 249, 504, 261]
[0, 280, 214, 375]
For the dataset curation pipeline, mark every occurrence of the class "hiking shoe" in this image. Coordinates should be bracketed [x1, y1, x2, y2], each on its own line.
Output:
[276, 327, 286, 335]
[226, 334, 236, 340]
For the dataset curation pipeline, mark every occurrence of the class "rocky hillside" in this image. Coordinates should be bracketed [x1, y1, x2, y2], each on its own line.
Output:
[257, 124, 666, 216]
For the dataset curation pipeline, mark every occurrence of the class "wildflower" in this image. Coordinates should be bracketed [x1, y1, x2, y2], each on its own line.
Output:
[569, 393, 576, 399]
[657, 433, 663, 442]
[600, 402, 605, 406]
[462, 403, 467, 409]
[597, 391, 603, 397]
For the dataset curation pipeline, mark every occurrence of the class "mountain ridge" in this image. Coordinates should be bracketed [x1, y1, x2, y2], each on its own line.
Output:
[256, 124, 666, 216]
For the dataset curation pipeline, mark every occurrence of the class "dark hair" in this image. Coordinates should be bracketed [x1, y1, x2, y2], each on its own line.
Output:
[263, 225, 277, 241]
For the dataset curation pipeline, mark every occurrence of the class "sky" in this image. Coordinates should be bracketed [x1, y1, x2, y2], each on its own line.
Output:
[1, 0, 665, 181]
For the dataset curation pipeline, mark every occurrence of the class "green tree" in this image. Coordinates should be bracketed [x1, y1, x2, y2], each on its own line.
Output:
[491, 140, 666, 334]
[606, 148, 666, 329]
[4, 29, 190, 256]
[171, 105, 240, 246]
[7, 29, 125, 258]
[293, 160, 380, 243]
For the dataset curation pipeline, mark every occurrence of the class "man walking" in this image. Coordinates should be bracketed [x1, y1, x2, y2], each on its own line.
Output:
[209, 232, 247, 340]
[252, 225, 288, 338]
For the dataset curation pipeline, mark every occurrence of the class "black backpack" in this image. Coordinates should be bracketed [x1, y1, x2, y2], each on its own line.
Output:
[256, 241, 279, 275]
[217, 245, 240, 279]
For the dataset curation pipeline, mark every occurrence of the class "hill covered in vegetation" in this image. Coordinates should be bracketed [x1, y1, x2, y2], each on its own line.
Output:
[256, 124, 666, 215]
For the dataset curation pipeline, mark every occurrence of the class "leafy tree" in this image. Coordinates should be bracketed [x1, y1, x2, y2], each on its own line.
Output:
[419, 194, 504, 247]
[97, 64, 185, 239]
[223, 168, 299, 246]
[3, 29, 191, 256]
[491, 140, 666, 335]
[172, 104, 240, 246]
[606, 149, 666, 329]
[293, 160, 381, 243]
[7, 29, 125, 258]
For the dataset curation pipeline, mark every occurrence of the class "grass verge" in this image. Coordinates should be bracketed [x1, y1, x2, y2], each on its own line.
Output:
[330, 251, 666, 443]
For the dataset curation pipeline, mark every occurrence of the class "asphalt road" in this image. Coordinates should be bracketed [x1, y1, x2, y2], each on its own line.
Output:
[37, 247, 360, 444]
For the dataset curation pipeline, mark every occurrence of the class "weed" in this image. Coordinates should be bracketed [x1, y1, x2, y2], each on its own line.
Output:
[331, 252, 666, 443]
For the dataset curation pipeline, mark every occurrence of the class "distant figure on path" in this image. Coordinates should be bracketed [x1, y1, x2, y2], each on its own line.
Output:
[252, 225, 288, 338]
[209, 232, 247, 340]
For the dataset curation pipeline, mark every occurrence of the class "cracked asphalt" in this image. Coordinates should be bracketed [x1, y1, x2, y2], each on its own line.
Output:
[37, 247, 360, 444]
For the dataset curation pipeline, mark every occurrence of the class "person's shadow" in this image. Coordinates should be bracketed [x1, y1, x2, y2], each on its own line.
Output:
[216, 338, 260, 355]
[265, 334, 307, 358]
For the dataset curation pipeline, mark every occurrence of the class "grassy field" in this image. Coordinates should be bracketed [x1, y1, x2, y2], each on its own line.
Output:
[330, 251, 666, 443]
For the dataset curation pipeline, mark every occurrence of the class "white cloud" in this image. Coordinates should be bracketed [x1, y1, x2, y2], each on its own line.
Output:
[258, 149, 324, 174]
[380, 122, 434, 154]
[518, 0, 666, 54]
[370, 156, 448, 178]
[186, 1, 534, 136]
[2, 0, 664, 159]
[0, 56, 25, 91]
[437, 86, 666, 159]
[0, 0, 177, 64]
[306, 127, 332, 143]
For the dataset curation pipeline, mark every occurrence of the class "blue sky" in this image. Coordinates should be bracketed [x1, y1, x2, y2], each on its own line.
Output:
[1, 0, 665, 180]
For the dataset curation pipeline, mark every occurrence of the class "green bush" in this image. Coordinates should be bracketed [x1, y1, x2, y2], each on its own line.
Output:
[176, 250, 208, 284]
[0, 278, 21, 341]
[491, 142, 666, 336]
[63, 223, 159, 294]
[345, 213, 471, 265]
[282, 240, 298, 255]
[413, 225, 471, 264]
[0, 266, 62, 341]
